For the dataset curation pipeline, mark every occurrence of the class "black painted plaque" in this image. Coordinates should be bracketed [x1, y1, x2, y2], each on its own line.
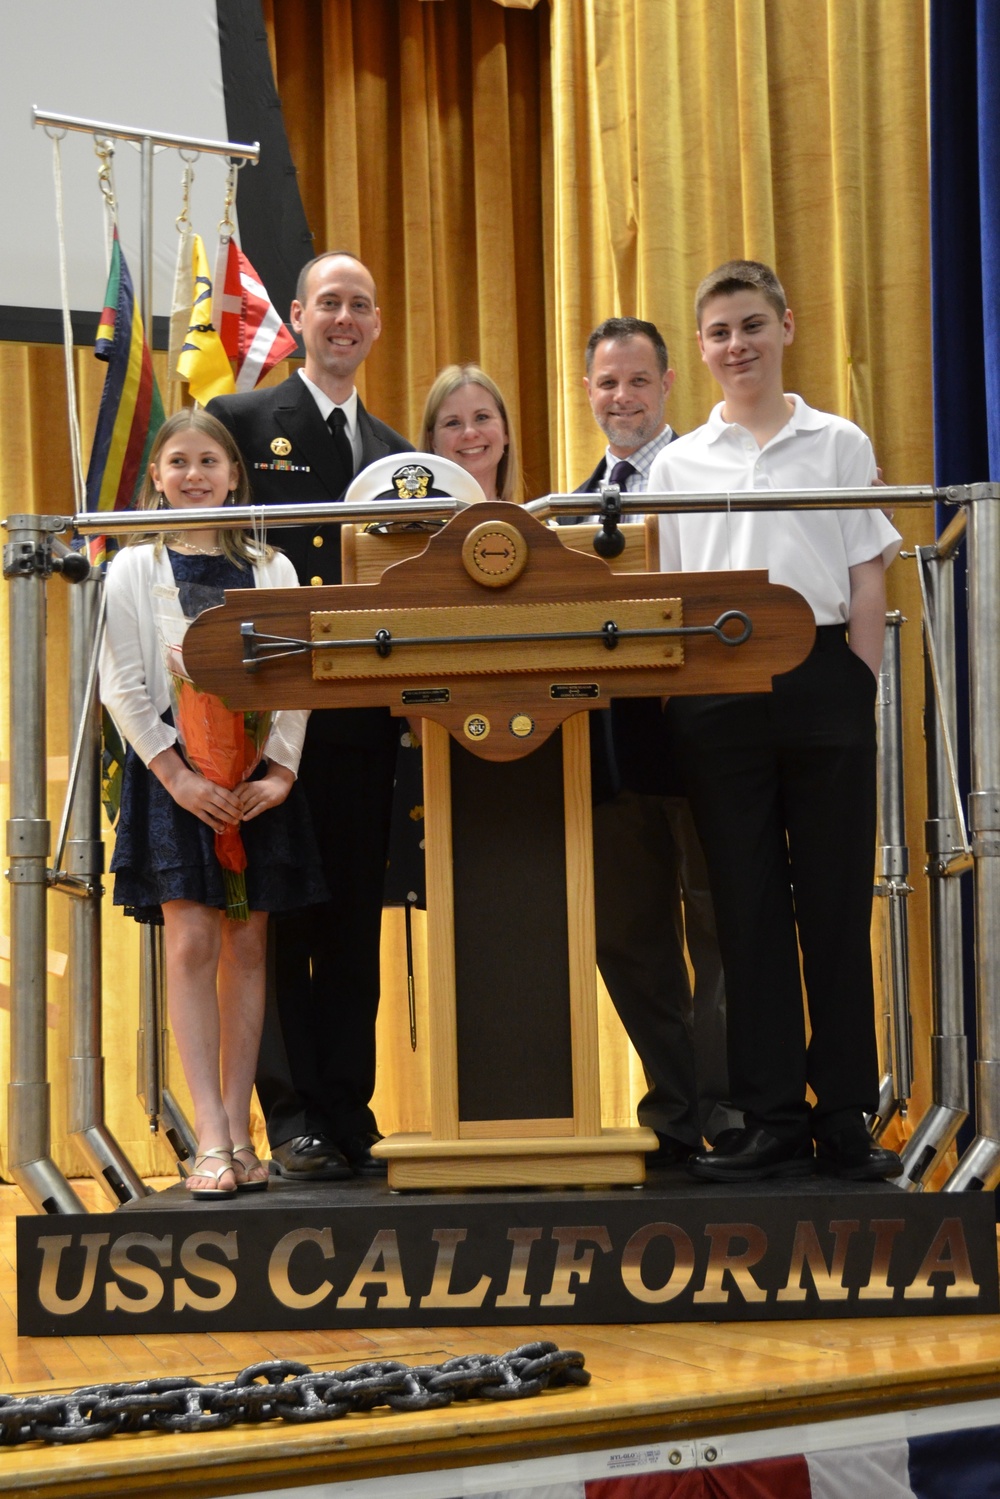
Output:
[16, 1176, 999, 1335]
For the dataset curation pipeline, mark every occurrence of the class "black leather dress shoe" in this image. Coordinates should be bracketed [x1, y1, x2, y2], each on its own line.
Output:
[270, 1135, 353, 1181]
[687, 1125, 815, 1183]
[646, 1133, 698, 1168]
[815, 1126, 903, 1181]
[708, 1127, 745, 1152]
[339, 1132, 388, 1176]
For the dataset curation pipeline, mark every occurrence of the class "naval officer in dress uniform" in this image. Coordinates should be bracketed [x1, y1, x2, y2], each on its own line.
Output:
[208, 251, 413, 1179]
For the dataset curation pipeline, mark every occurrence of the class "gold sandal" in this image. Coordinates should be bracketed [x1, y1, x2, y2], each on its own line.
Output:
[232, 1141, 269, 1193]
[187, 1148, 237, 1199]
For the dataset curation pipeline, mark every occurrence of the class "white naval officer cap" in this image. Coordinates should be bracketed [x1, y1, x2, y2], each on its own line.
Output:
[344, 452, 488, 508]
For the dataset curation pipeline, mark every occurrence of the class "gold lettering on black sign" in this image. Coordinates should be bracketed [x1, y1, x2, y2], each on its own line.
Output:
[693, 1223, 768, 1305]
[620, 1222, 695, 1304]
[174, 1231, 239, 1313]
[269, 1227, 335, 1310]
[106, 1232, 171, 1314]
[539, 1226, 613, 1307]
[857, 1218, 905, 1300]
[776, 1219, 858, 1302]
[419, 1229, 491, 1309]
[495, 1227, 543, 1308]
[37, 1233, 110, 1316]
[904, 1218, 980, 1301]
[338, 1229, 411, 1311]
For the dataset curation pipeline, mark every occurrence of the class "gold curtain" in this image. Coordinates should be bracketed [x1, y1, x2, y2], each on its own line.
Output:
[549, 0, 933, 484]
[0, 0, 935, 1180]
[263, 0, 554, 498]
[544, 0, 936, 1135]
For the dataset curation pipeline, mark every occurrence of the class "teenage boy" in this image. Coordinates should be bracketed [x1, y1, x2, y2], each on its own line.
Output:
[649, 260, 901, 1183]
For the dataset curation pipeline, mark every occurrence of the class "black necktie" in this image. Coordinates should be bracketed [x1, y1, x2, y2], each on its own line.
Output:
[606, 457, 636, 490]
[327, 406, 355, 482]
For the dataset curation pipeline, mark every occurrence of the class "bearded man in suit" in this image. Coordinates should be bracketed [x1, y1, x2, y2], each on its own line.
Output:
[578, 316, 739, 1162]
[208, 251, 412, 1180]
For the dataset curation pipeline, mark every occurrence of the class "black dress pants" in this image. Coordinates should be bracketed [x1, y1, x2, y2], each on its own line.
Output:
[255, 723, 398, 1146]
[665, 628, 880, 1138]
[593, 790, 736, 1145]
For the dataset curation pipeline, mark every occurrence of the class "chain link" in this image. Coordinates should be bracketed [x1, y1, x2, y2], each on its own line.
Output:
[217, 157, 241, 236]
[0, 1342, 589, 1448]
[176, 158, 195, 234]
[93, 136, 117, 226]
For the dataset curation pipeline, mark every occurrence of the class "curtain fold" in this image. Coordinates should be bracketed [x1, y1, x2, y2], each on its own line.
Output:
[930, 2, 988, 491]
[0, 0, 937, 1179]
[265, 0, 552, 495]
[928, 0, 1000, 1145]
[549, 0, 934, 485]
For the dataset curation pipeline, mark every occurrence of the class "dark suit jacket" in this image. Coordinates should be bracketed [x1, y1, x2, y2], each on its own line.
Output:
[207, 374, 413, 744]
[574, 435, 680, 800]
[207, 374, 412, 586]
[575, 456, 612, 496]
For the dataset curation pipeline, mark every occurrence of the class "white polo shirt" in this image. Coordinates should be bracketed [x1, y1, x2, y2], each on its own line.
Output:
[649, 394, 900, 627]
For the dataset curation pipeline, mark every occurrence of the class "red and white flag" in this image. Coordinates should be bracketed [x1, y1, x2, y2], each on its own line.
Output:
[213, 238, 298, 392]
[458, 1424, 998, 1497]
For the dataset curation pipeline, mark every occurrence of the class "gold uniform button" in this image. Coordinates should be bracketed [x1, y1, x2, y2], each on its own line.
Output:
[310, 575, 323, 586]
[312, 535, 323, 548]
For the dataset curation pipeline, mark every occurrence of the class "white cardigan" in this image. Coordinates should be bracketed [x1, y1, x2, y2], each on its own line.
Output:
[99, 543, 307, 774]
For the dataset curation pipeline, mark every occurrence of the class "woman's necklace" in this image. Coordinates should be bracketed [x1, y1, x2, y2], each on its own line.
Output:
[167, 538, 224, 556]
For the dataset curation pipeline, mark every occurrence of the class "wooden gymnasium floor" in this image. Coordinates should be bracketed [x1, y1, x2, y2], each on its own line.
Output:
[3, 1178, 1000, 1499]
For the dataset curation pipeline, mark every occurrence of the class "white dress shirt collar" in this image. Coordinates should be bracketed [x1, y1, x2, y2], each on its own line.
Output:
[297, 370, 361, 463]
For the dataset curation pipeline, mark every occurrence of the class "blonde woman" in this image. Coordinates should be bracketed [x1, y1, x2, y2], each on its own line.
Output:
[419, 363, 522, 503]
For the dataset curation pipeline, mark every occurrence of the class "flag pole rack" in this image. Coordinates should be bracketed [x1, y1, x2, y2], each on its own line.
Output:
[32, 107, 259, 333]
[5, 112, 261, 1216]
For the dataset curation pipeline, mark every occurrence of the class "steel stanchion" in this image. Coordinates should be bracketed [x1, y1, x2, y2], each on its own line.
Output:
[58, 578, 148, 1202]
[137, 923, 196, 1167]
[943, 484, 1000, 1191]
[872, 612, 913, 1135]
[3, 516, 85, 1213]
[897, 533, 970, 1189]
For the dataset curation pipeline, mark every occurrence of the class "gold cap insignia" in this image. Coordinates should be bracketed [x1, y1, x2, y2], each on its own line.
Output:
[271, 437, 292, 457]
[393, 463, 433, 499]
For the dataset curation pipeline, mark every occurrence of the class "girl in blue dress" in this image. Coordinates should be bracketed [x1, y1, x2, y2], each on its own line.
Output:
[100, 410, 325, 1199]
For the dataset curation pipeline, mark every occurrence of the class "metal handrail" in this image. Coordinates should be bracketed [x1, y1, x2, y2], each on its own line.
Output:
[11, 482, 1000, 1211]
[527, 483, 951, 519]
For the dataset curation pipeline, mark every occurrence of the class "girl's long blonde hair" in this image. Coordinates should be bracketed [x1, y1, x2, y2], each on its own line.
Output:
[132, 408, 272, 565]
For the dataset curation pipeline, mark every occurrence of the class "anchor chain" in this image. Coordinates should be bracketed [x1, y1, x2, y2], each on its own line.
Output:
[0, 1342, 589, 1447]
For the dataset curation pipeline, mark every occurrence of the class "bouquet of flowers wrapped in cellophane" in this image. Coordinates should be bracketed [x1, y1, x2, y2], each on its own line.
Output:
[158, 615, 272, 921]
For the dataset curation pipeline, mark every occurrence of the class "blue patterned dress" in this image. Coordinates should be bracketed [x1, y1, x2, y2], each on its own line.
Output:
[110, 551, 327, 922]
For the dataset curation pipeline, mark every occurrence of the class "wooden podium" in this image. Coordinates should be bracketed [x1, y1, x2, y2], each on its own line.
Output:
[184, 503, 814, 1190]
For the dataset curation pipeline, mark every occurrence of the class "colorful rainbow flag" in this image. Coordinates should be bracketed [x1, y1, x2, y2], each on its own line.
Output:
[85, 230, 164, 514]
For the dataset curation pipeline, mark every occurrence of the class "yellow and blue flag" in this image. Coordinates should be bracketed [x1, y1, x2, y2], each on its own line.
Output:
[176, 234, 236, 404]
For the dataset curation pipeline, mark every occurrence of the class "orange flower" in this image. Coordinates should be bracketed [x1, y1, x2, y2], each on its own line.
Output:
[170, 673, 271, 920]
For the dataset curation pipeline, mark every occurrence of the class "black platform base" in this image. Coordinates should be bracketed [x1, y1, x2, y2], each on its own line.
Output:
[16, 1166, 998, 1335]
